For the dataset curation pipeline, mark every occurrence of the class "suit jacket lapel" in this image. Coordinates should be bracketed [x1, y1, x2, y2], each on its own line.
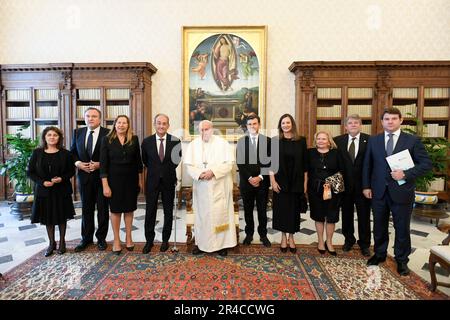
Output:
[393, 131, 407, 154]
[78, 127, 88, 159]
[356, 134, 368, 161]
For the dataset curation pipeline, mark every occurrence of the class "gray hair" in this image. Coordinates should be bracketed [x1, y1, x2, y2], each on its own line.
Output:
[154, 113, 170, 124]
[344, 114, 362, 125]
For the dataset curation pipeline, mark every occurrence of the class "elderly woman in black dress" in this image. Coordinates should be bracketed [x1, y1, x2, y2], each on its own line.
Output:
[27, 126, 76, 257]
[307, 131, 345, 256]
[269, 114, 308, 253]
[100, 115, 143, 255]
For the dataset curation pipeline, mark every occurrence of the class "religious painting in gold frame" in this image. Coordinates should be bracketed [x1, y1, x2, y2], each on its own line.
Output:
[183, 26, 267, 141]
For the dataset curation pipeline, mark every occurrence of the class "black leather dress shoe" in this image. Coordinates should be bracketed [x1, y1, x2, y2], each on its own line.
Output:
[44, 243, 57, 257]
[325, 241, 337, 256]
[367, 255, 386, 266]
[97, 240, 107, 251]
[192, 246, 204, 255]
[160, 242, 169, 252]
[342, 242, 354, 252]
[261, 237, 271, 247]
[74, 241, 92, 253]
[397, 262, 410, 276]
[361, 247, 371, 257]
[142, 242, 153, 254]
[243, 235, 253, 246]
[218, 248, 228, 256]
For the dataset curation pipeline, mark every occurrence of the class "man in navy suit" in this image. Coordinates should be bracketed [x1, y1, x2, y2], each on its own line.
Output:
[71, 107, 110, 252]
[236, 114, 271, 247]
[334, 114, 371, 257]
[141, 114, 182, 253]
[362, 107, 431, 275]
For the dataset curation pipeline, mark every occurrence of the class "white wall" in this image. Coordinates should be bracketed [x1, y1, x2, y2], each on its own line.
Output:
[1, 0, 449, 133]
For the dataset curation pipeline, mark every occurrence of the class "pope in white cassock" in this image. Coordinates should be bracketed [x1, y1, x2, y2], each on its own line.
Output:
[184, 120, 237, 256]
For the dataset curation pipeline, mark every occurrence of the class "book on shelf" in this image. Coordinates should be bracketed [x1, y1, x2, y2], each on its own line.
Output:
[6, 89, 31, 101]
[317, 88, 341, 99]
[424, 88, 449, 99]
[429, 177, 446, 192]
[401, 124, 417, 133]
[347, 105, 372, 117]
[348, 88, 373, 99]
[6, 125, 31, 138]
[78, 88, 101, 100]
[6, 107, 31, 119]
[106, 88, 130, 100]
[76, 105, 101, 118]
[361, 124, 372, 134]
[423, 106, 449, 118]
[423, 123, 446, 138]
[316, 124, 341, 137]
[316, 105, 341, 118]
[392, 88, 418, 99]
[393, 104, 417, 117]
[35, 89, 58, 101]
[36, 106, 59, 119]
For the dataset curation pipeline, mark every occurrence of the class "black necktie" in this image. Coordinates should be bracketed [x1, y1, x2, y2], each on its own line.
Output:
[386, 133, 394, 156]
[348, 137, 356, 163]
[87, 130, 94, 159]
[159, 138, 165, 162]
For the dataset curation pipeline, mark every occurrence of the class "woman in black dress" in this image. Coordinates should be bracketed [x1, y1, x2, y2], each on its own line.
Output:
[100, 115, 143, 255]
[27, 127, 76, 257]
[270, 114, 307, 253]
[307, 131, 345, 256]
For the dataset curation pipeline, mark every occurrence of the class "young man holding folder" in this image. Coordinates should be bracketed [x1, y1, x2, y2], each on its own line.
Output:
[362, 107, 432, 276]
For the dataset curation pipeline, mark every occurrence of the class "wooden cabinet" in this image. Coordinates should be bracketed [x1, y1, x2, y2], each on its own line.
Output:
[1, 62, 157, 200]
[289, 61, 450, 143]
[289, 60, 450, 195]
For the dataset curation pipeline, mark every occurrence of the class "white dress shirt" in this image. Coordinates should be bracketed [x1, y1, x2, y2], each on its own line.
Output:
[384, 128, 401, 151]
[156, 133, 167, 156]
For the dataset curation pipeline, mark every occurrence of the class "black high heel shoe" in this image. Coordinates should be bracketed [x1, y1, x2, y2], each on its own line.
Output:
[57, 241, 66, 255]
[288, 239, 297, 254]
[126, 245, 135, 252]
[44, 243, 57, 257]
[280, 246, 288, 253]
[325, 241, 337, 256]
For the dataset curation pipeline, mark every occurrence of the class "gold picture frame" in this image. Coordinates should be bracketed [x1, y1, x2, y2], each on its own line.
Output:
[183, 26, 267, 141]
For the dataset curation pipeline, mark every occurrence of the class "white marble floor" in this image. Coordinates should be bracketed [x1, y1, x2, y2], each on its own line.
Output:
[0, 200, 449, 297]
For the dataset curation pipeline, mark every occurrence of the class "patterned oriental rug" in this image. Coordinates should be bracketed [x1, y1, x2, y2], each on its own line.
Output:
[0, 243, 448, 300]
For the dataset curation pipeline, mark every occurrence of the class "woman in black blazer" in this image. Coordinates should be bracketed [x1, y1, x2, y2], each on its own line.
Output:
[27, 127, 76, 257]
[269, 114, 308, 253]
[100, 115, 143, 255]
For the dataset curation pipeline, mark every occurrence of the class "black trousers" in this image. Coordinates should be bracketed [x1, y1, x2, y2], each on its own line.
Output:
[242, 186, 269, 238]
[144, 180, 175, 243]
[372, 191, 413, 263]
[79, 179, 109, 243]
[341, 189, 371, 249]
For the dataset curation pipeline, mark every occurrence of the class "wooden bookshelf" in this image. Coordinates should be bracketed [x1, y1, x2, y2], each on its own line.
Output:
[0, 62, 157, 200]
[289, 60, 450, 197]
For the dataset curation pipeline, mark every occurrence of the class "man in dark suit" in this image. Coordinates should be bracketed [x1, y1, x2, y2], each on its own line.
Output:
[71, 107, 110, 252]
[362, 107, 432, 276]
[334, 114, 371, 257]
[236, 114, 271, 247]
[141, 114, 182, 253]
